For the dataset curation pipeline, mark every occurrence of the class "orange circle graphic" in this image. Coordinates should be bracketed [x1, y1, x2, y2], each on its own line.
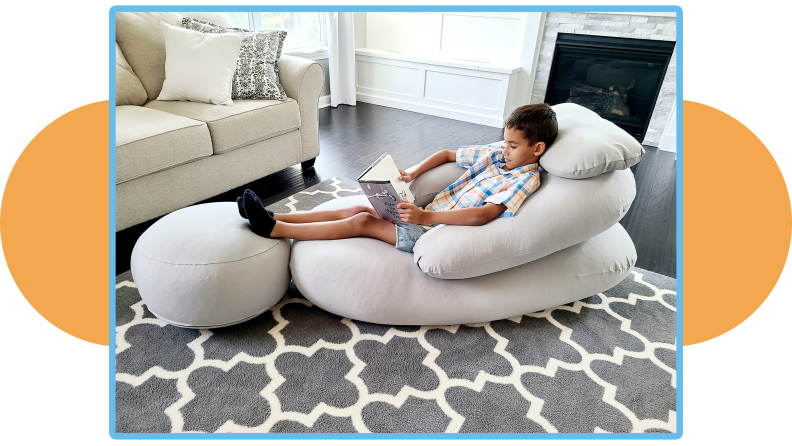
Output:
[684, 100, 791, 345]
[1, 101, 109, 346]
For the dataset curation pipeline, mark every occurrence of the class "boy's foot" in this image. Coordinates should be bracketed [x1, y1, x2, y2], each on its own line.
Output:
[242, 190, 277, 238]
[236, 195, 274, 220]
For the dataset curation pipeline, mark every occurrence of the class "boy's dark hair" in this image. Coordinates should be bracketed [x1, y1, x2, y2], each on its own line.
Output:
[504, 103, 558, 149]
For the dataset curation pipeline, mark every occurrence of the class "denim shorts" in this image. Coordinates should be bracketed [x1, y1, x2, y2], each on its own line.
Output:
[394, 222, 431, 253]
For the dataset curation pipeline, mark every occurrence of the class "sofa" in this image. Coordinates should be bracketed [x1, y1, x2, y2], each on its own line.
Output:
[115, 12, 324, 231]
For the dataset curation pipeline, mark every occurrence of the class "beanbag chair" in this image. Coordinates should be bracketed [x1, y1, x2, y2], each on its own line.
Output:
[288, 102, 642, 324]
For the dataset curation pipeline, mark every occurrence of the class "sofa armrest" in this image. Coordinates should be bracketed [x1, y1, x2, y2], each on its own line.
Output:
[278, 55, 325, 162]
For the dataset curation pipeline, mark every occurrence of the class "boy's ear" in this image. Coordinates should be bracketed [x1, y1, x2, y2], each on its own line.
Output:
[533, 142, 546, 157]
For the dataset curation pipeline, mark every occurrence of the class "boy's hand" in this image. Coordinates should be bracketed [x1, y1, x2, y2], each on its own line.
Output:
[397, 200, 425, 224]
[397, 168, 414, 183]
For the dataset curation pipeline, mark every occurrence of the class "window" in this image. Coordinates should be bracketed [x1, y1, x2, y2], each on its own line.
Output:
[227, 12, 327, 50]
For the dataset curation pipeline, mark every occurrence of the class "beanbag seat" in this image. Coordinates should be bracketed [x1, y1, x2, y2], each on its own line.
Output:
[131, 202, 291, 328]
[291, 195, 636, 325]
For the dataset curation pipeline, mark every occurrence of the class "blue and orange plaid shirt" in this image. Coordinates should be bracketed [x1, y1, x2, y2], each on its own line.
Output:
[425, 142, 540, 218]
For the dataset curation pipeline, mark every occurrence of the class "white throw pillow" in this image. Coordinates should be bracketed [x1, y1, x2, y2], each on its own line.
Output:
[157, 22, 245, 106]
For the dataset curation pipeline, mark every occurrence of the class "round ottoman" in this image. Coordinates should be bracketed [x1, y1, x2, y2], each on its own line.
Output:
[131, 202, 291, 329]
[290, 196, 637, 326]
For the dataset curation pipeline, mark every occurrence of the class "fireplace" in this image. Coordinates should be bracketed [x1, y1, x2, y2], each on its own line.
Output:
[544, 33, 676, 142]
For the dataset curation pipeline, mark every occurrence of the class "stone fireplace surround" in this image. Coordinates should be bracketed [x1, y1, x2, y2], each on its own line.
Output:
[530, 12, 677, 147]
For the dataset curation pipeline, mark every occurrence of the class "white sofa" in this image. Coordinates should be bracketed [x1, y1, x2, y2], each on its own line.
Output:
[115, 12, 324, 231]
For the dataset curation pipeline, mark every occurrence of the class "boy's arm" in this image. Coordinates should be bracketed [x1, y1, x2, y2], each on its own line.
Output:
[398, 201, 507, 226]
[398, 149, 456, 182]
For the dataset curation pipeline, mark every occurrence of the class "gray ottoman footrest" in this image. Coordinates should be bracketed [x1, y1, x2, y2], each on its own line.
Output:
[131, 202, 291, 329]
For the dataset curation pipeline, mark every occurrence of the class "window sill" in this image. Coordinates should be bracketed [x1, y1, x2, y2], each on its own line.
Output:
[282, 46, 329, 61]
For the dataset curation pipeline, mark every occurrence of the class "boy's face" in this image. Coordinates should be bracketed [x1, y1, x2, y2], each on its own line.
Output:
[502, 126, 546, 170]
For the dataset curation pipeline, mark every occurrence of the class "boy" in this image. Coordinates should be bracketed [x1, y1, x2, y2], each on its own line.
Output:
[238, 103, 558, 253]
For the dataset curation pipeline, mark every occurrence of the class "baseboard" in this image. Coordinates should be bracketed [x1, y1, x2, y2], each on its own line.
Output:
[318, 95, 331, 109]
[356, 93, 503, 128]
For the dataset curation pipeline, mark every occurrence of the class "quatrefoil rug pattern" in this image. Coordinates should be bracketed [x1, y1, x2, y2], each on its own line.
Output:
[115, 178, 677, 434]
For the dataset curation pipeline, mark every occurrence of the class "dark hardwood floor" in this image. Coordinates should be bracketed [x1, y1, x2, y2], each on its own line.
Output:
[116, 102, 677, 278]
[622, 146, 677, 277]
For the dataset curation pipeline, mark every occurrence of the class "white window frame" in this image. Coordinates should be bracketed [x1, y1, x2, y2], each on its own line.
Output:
[240, 12, 327, 52]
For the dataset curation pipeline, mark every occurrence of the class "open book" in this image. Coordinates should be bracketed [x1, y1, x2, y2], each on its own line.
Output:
[357, 153, 415, 224]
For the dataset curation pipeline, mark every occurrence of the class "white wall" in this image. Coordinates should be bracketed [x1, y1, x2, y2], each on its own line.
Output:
[353, 11, 367, 48]
[511, 12, 546, 114]
[350, 11, 535, 126]
[361, 12, 528, 65]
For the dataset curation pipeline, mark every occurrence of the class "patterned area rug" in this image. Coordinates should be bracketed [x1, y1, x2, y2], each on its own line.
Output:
[115, 177, 677, 434]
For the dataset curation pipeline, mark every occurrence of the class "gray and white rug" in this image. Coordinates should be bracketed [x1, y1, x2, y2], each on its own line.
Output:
[115, 177, 677, 434]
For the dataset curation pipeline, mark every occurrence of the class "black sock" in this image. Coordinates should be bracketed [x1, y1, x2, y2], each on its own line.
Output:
[236, 197, 246, 218]
[243, 190, 277, 237]
[237, 196, 274, 219]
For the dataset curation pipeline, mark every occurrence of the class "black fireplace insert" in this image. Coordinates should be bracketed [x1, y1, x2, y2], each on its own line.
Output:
[544, 33, 675, 142]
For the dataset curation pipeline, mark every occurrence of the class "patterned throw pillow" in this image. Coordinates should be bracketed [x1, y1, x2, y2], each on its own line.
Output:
[182, 17, 288, 101]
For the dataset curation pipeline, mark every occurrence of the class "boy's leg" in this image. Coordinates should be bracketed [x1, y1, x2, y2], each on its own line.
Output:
[243, 191, 396, 244]
[238, 189, 375, 223]
[273, 205, 377, 224]
[270, 212, 398, 245]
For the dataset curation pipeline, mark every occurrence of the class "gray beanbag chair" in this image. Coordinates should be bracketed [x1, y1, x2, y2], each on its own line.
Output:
[289, 103, 642, 325]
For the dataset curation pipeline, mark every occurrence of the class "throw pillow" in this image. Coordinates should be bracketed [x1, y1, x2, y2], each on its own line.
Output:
[115, 42, 148, 106]
[182, 17, 288, 101]
[157, 22, 244, 106]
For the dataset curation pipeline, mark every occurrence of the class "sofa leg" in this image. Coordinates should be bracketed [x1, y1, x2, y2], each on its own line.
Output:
[301, 158, 316, 171]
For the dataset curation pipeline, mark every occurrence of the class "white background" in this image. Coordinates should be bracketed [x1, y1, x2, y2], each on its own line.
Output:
[1, 1, 789, 444]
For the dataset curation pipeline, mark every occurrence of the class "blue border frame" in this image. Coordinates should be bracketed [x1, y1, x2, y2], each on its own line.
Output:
[109, 4, 683, 440]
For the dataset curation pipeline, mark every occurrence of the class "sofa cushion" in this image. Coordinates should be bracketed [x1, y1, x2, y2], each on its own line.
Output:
[145, 98, 301, 154]
[115, 43, 147, 106]
[116, 106, 212, 184]
[115, 12, 234, 102]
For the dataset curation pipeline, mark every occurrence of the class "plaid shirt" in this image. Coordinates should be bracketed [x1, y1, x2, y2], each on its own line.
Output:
[425, 142, 540, 218]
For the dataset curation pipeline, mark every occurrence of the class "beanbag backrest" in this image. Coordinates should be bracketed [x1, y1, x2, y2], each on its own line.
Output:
[409, 165, 636, 279]
[411, 162, 467, 208]
[540, 103, 645, 179]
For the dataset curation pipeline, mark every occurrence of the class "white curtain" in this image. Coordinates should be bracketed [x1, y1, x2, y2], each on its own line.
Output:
[325, 12, 357, 107]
